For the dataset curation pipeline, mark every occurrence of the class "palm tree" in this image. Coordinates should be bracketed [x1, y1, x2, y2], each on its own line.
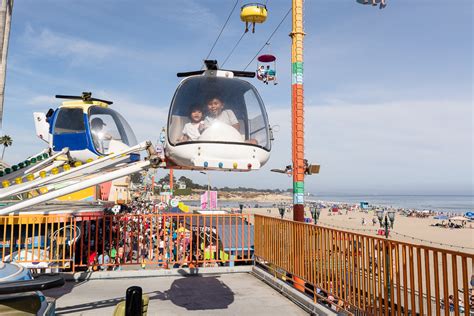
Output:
[0, 135, 13, 159]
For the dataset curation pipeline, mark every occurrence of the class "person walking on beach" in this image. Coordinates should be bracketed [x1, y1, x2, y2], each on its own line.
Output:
[372, 218, 377, 226]
[361, 218, 366, 226]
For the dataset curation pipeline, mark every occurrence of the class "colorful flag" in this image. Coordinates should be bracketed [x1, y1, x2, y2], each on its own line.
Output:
[201, 191, 218, 209]
[209, 191, 218, 209]
[200, 192, 208, 210]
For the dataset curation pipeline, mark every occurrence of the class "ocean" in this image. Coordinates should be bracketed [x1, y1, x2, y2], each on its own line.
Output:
[185, 195, 473, 213]
[307, 195, 473, 213]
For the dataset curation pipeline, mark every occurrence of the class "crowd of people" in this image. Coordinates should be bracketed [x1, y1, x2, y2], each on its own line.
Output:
[82, 202, 224, 271]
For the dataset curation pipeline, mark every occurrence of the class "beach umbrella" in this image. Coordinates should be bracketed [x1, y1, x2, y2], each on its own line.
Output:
[450, 216, 468, 221]
[433, 215, 448, 220]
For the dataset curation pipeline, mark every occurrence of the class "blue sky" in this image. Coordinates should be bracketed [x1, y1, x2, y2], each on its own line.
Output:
[1, 0, 472, 195]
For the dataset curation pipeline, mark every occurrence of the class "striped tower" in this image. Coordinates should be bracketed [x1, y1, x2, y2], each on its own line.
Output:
[291, 0, 305, 222]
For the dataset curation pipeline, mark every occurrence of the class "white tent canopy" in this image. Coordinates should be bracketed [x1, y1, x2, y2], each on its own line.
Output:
[450, 216, 468, 221]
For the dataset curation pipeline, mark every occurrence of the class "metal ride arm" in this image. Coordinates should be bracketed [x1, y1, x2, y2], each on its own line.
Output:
[0, 160, 150, 215]
[0, 141, 159, 215]
[0, 141, 151, 199]
[24, 148, 69, 175]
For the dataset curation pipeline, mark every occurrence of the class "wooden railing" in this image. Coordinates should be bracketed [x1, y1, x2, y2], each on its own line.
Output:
[254, 215, 474, 315]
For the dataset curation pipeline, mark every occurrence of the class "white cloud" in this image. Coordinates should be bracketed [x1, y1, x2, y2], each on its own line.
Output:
[268, 99, 472, 194]
[19, 25, 165, 67]
[22, 25, 115, 63]
[27, 95, 57, 107]
[195, 98, 472, 194]
[147, 0, 219, 31]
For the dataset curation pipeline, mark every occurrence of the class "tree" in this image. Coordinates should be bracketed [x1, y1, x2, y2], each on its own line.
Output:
[0, 135, 12, 159]
[130, 172, 144, 184]
[158, 174, 176, 188]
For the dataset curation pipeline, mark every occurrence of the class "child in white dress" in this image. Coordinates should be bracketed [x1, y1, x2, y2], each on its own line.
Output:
[178, 105, 205, 142]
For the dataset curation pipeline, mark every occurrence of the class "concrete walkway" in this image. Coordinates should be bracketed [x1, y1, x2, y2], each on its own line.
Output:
[44, 272, 308, 315]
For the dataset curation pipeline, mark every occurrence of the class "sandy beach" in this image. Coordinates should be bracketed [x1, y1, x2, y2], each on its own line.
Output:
[242, 205, 474, 254]
[181, 191, 473, 253]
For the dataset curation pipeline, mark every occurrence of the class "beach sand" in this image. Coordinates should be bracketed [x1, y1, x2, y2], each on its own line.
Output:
[244, 206, 474, 254]
[183, 192, 473, 253]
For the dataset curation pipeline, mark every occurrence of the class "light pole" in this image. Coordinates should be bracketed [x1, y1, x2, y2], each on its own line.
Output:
[200, 171, 211, 210]
[376, 209, 396, 305]
[376, 209, 395, 239]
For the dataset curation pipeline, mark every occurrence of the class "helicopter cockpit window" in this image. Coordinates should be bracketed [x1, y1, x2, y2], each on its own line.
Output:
[89, 107, 138, 154]
[168, 76, 270, 150]
[53, 108, 85, 134]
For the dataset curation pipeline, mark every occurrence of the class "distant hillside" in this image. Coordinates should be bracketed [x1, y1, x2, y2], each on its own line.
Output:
[157, 175, 288, 193]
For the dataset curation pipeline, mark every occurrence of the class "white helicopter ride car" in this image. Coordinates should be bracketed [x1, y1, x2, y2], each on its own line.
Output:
[165, 60, 272, 171]
[0, 66, 273, 214]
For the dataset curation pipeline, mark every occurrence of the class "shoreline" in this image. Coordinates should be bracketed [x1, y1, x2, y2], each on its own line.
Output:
[241, 206, 473, 253]
[179, 192, 473, 213]
[176, 192, 473, 253]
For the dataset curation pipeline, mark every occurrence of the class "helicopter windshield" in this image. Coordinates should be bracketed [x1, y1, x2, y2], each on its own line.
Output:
[89, 106, 138, 154]
[168, 76, 270, 150]
[53, 108, 85, 134]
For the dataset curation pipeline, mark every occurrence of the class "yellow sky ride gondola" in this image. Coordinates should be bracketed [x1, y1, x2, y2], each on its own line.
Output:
[240, 3, 267, 33]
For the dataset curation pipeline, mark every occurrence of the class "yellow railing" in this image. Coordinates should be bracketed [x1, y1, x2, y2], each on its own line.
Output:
[254, 215, 474, 315]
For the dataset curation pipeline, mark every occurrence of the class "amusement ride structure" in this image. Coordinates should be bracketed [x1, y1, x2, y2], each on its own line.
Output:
[0, 1, 319, 220]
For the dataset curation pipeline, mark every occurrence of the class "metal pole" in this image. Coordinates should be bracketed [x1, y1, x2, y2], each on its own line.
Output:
[384, 215, 391, 305]
[169, 168, 173, 195]
[291, 0, 305, 222]
[0, 0, 13, 128]
[151, 175, 155, 197]
[207, 172, 211, 210]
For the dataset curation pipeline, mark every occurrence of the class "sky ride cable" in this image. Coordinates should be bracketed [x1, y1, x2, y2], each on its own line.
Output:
[221, 31, 247, 68]
[203, 0, 240, 63]
[243, 7, 291, 71]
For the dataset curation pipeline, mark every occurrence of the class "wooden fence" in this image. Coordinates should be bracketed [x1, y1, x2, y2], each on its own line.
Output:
[254, 215, 474, 315]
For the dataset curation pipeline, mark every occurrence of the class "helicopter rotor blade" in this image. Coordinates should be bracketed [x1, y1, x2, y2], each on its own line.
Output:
[89, 97, 113, 105]
[177, 70, 205, 78]
[55, 95, 113, 105]
[55, 95, 82, 100]
[226, 70, 255, 78]
[176, 70, 255, 78]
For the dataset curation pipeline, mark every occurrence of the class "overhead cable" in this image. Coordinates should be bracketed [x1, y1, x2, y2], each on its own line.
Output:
[204, 0, 240, 62]
[221, 31, 247, 67]
[243, 7, 291, 71]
